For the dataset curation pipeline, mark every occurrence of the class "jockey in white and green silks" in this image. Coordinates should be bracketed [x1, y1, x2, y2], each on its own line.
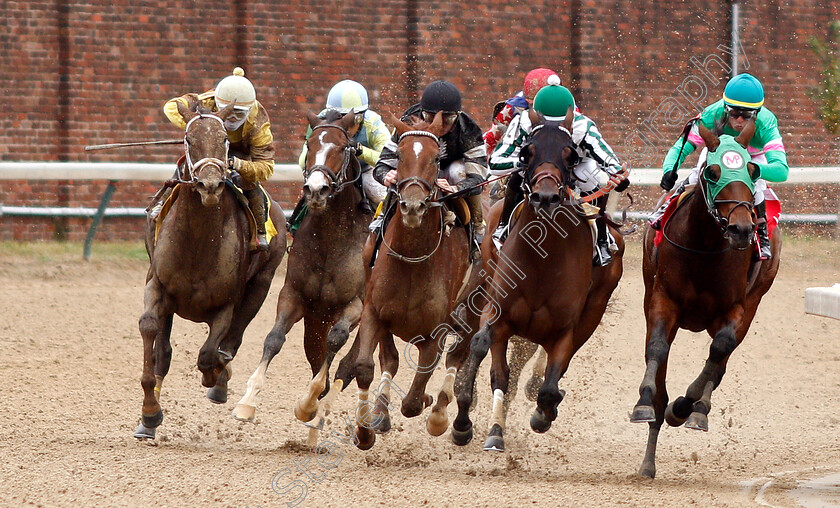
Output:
[652, 73, 789, 260]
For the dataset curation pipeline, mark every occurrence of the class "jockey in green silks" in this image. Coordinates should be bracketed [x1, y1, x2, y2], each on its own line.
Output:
[651, 73, 789, 260]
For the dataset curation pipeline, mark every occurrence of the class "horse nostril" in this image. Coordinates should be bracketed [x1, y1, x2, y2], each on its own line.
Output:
[400, 201, 409, 214]
[319, 187, 330, 199]
[549, 194, 561, 205]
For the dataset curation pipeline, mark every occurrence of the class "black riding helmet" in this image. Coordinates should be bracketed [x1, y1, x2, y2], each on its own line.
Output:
[420, 80, 462, 113]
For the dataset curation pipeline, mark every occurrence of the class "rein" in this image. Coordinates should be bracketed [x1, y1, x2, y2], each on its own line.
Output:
[181, 114, 229, 183]
[381, 130, 447, 263]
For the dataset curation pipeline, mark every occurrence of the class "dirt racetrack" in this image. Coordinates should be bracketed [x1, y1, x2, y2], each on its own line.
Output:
[2, 237, 839, 507]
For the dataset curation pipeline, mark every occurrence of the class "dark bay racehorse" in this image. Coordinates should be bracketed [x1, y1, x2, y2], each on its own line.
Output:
[630, 120, 781, 478]
[352, 112, 483, 450]
[135, 101, 286, 439]
[452, 108, 625, 452]
[232, 110, 370, 438]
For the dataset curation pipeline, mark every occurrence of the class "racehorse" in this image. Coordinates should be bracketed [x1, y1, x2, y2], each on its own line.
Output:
[233, 110, 370, 434]
[451, 108, 625, 452]
[630, 120, 781, 478]
[135, 101, 286, 439]
[352, 112, 483, 450]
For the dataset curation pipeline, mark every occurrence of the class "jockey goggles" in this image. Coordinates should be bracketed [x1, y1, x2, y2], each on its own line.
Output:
[421, 110, 459, 127]
[724, 105, 759, 120]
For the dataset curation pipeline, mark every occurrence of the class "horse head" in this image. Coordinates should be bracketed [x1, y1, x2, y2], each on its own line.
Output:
[390, 111, 446, 228]
[176, 100, 234, 207]
[697, 120, 760, 250]
[302, 109, 360, 213]
[523, 106, 578, 214]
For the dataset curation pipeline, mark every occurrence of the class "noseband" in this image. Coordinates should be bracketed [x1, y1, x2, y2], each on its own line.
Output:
[700, 169, 756, 237]
[304, 124, 361, 195]
[181, 113, 229, 184]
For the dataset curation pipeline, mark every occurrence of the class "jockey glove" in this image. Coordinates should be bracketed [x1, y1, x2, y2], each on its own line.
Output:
[660, 170, 679, 191]
[353, 142, 364, 157]
[614, 177, 630, 192]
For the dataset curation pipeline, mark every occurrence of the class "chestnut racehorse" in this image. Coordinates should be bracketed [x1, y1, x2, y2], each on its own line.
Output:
[352, 112, 484, 450]
[630, 120, 781, 478]
[233, 110, 370, 441]
[135, 101, 286, 439]
[452, 108, 625, 452]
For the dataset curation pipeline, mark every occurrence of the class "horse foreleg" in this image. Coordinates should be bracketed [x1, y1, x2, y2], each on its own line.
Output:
[232, 292, 304, 422]
[530, 331, 575, 434]
[632, 295, 679, 479]
[135, 277, 171, 439]
[371, 333, 398, 435]
[452, 320, 511, 446]
[353, 307, 387, 450]
[401, 338, 439, 419]
[483, 335, 512, 452]
[427, 331, 469, 437]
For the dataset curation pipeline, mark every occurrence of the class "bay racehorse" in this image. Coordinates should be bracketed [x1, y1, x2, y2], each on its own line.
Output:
[233, 110, 370, 441]
[630, 120, 781, 478]
[352, 112, 484, 450]
[452, 108, 625, 452]
[135, 101, 286, 439]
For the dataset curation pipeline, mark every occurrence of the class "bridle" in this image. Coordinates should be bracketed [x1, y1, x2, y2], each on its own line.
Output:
[662, 164, 756, 255]
[520, 123, 580, 206]
[303, 124, 362, 196]
[380, 129, 446, 264]
[180, 113, 229, 184]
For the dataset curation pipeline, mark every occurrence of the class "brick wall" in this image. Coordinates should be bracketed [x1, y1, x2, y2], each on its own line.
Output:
[2, 1, 839, 240]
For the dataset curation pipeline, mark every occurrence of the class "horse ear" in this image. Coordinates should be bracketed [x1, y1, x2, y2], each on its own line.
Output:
[563, 105, 574, 132]
[427, 111, 445, 137]
[216, 101, 236, 121]
[735, 117, 756, 148]
[340, 111, 357, 132]
[177, 100, 197, 124]
[528, 107, 542, 127]
[390, 113, 412, 137]
[697, 122, 720, 151]
[306, 109, 321, 129]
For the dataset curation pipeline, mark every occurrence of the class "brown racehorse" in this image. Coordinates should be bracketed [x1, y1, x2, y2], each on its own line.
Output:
[452, 108, 625, 452]
[233, 110, 370, 439]
[630, 120, 781, 478]
[352, 112, 484, 450]
[135, 101, 286, 439]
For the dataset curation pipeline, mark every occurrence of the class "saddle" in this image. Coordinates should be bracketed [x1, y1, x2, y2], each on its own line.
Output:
[153, 180, 278, 250]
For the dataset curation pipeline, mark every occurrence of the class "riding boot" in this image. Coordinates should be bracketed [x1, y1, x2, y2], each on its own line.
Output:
[491, 172, 524, 249]
[244, 187, 269, 251]
[755, 201, 772, 261]
[594, 217, 613, 267]
[287, 195, 307, 238]
[649, 179, 688, 230]
[148, 187, 173, 221]
[354, 172, 373, 215]
[466, 193, 485, 261]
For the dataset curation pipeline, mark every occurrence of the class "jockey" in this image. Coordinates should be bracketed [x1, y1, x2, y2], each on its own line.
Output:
[292, 80, 391, 226]
[158, 67, 274, 250]
[483, 68, 568, 155]
[374, 80, 488, 259]
[652, 73, 789, 260]
[489, 81, 629, 267]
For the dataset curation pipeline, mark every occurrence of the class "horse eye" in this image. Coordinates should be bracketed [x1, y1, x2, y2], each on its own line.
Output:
[704, 166, 720, 183]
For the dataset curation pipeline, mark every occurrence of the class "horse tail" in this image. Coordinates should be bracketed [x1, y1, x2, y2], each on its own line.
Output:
[604, 192, 637, 236]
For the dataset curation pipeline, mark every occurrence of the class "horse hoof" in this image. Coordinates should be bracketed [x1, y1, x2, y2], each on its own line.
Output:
[294, 403, 317, 423]
[483, 435, 505, 452]
[630, 404, 656, 423]
[530, 409, 552, 433]
[664, 402, 687, 427]
[141, 410, 164, 429]
[232, 404, 256, 422]
[638, 463, 656, 479]
[206, 386, 228, 404]
[133, 422, 157, 440]
[685, 412, 709, 432]
[372, 414, 391, 435]
[451, 424, 473, 446]
[524, 377, 543, 402]
[426, 411, 449, 437]
[356, 427, 376, 450]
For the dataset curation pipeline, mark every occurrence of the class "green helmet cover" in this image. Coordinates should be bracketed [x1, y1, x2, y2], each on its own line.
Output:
[533, 85, 575, 121]
[703, 135, 758, 205]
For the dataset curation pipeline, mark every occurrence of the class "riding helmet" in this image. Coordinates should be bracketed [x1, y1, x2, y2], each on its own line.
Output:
[326, 80, 369, 114]
[215, 67, 256, 110]
[723, 73, 764, 109]
[523, 68, 561, 102]
[420, 80, 462, 113]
